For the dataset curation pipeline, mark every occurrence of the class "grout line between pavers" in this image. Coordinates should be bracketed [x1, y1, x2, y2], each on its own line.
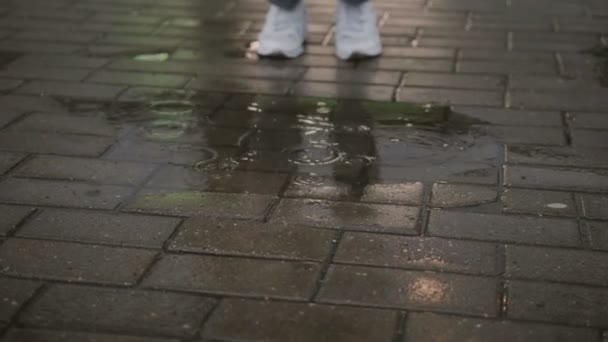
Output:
[1, 283, 49, 338]
[392, 311, 408, 342]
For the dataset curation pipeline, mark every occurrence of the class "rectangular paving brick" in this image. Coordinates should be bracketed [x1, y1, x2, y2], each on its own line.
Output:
[204, 299, 397, 342]
[0, 238, 157, 285]
[508, 280, 608, 328]
[143, 254, 320, 300]
[188, 77, 290, 96]
[0, 132, 113, 157]
[0, 94, 64, 113]
[0, 109, 23, 128]
[506, 245, 608, 286]
[505, 165, 608, 191]
[106, 140, 230, 164]
[88, 70, 191, 88]
[510, 90, 608, 111]
[372, 163, 499, 185]
[0, 329, 180, 342]
[17, 80, 125, 100]
[570, 112, 608, 129]
[318, 265, 499, 317]
[272, 199, 420, 234]
[459, 60, 556, 74]
[335, 232, 499, 275]
[146, 165, 286, 194]
[293, 81, 394, 101]
[302, 67, 401, 85]
[169, 217, 334, 261]
[0, 204, 33, 236]
[0, 66, 90, 82]
[9, 54, 109, 68]
[404, 312, 600, 342]
[126, 189, 274, 219]
[359, 58, 453, 72]
[428, 211, 580, 247]
[0, 277, 40, 322]
[402, 72, 504, 90]
[20, 285, 216, 337]
[0, 152, 26, 175]
[0, 178, 133, 209]
[501, 188, 576, 217]
[475, 125, 566, 145]
[15, 155, 156, 186]
[506, 145, 608, 169]
[588, 221, 608, 252]
[17, 209, 179, 248]
[8, 113, 117, 136]
[397, 87, 503, 107]
[572, 129, 608, 148]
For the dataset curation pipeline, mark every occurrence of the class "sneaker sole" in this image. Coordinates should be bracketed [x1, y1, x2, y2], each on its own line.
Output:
[336, 41, 383, 60]
[257, 42, 304, 59]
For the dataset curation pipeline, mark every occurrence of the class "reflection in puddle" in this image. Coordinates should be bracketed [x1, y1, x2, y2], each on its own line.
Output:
[133, 52, 170, 62]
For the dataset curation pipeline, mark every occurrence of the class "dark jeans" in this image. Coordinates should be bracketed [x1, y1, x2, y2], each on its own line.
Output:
[271, 0, 368, 10]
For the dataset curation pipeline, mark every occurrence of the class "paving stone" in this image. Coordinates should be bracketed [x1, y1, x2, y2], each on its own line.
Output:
[397, 87, 503, 107]
[0, 178, 132, 209]
[511, 90, 608, 112]
[20, 285, 216, 337]
[402, 72, 504, 90]
[143, 254, 319, 300]
[431, 183, 498, 208]
[203, 299, 396, 342]
[168, 217, 334, 261]
[146, 165, 286, 194]
[508, 280, 608, 328]
[272, 199, 420, 234]
[0, 204, 33, 236]
[373, 163, 499, 185]
[0, 109, 23, 129]
[428, 211, 580, 247]
[509, 75, 603, 91]
[0, 278, 40, 322]
[7, 113, 117, 136]
[404, 312, 600, 342]
[474, 125, 566, 145]
[0, 329, 180, 342]
[126, 189, 274, 219]
[572, 129, 608, 148]
[0, 79, 23, 91]
[106, 140, 231, 164]
[0, 239, 156, 285]
[506, 145, 608, 169]
[318, 265, 499, 317]
[293, 82, 394, 101]
[570, 112, 608, 129]
[581, 194, 608, 220]
[0, 152, 26, 175]
[505, 165, 608, 191]
[302, 68, 401, 86]
[358, 58, 454, 72]
[118, 87, 228, 108]
[189, 77, 290, 96]
[335, 232, 499, 275]
[361, 182, 425, 205]
[15, 155, 156, 186]
[8, 54, 109, 68]
[17, 209, 179, 248]
[88, 71, 191, 88]
[0, 94, 64, 113]
[0, 132, 113, 157]
[506, 245, 608, 286]
[17, 81, 125, 100]
[0, 66, 90, 82]
[504, 184, 576, 215]
[459, 60, 557, 74]
[588, 221, 608, 252]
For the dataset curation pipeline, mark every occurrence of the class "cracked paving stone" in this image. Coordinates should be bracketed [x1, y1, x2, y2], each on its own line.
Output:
[272, 198, 420, 234]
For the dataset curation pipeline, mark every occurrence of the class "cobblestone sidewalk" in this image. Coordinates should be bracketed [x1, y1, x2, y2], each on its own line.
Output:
[0, 0, 607, 341]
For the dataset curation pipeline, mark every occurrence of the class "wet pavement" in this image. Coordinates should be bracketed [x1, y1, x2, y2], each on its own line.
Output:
[0, 0, 607, 341]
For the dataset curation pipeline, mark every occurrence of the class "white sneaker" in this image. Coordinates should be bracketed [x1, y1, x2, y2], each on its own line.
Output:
[335, 1, 382, 60]
[257, 3, 307, 58]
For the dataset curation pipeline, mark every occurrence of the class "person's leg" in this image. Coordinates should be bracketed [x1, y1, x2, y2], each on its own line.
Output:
[257, 0, 307, 58]
[269, 0, 302, 10]
[335, 0, 382, 60]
